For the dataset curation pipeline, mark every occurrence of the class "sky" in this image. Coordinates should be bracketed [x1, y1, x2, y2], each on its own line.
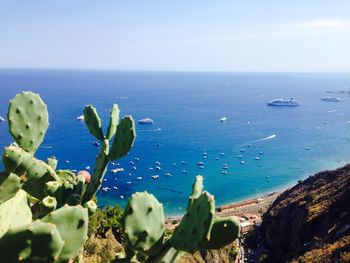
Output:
[0, 1, 349, 72]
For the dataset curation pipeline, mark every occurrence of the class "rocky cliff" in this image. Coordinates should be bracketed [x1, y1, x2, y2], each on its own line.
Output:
[261, 164, 350, 262]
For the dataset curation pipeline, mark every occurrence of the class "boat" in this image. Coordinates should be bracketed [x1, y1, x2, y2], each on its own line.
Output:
[165, 173, 172, 176]
[215, 157, 220, 160]
[240, 160, 245, 164]
[138, 118, 154, 124]
[132, 166, 137, 171]
[267, 98, 300, 106]
[120, 195, 124, 199]
[155, 161, 161, 166]
[259, 151, 264, 155]
[181, 161, 187, 165]
[85, 166, 90, 170]
[220, 117, 227, 122]
[182, 170, 188, 174]
[130, 161, 135, 165]
[76, 115, 84, 121]
[237, 155, 243, 158]
[136, 177, 142, 180]
[111, 168, 124, 174]
[0, 116, 5, 122]
[134, 157, 140, 161]
[172, 162, 177, 166]
[151, 175, 159, 179]
[321, 97, 341, 102]
[221, 171, 228, 174]
[155, 166, 161, 171]
[92, 141, 100, 147]
[199, 166, 204, 169]
[197, 161, 204, 166]
[255, 157, 261, 160]
[126, 181, 132, 184]
[149, 167, 154, 170]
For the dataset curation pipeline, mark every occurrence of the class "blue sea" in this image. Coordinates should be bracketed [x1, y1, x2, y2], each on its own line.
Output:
[1, 69, 350, 215]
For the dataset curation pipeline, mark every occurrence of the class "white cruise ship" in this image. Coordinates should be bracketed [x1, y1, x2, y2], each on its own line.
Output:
[321, 97, 341, 102]
[267, 98, 299, 107]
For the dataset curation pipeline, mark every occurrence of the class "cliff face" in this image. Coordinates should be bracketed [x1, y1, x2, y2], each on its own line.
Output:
[261, 164, 350, 262]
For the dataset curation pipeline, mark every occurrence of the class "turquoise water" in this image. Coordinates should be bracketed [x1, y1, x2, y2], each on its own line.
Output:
[1, 69, 350, 215]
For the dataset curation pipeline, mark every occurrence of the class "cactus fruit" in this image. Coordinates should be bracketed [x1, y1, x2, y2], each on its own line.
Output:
[106, 104, 120, 140]
[77, 170, 91, 184]
[0, 172, 21, 205]
[40, 196, 58, 215]
[83, 200, 97, 215]
[170, 192, 215, 253]
[7, 91, 49, 154]
[42, 205, 88, 261]
[204, 216, 240, 249]
[108, 116, 136, 160]
[83, 105, 104, 141]
[0, 190, 32, 238]
[0, 220, 64, 262]
[122, 192, 165, 255]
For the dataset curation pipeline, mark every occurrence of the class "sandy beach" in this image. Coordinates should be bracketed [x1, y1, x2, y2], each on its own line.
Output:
[165, 191, 281, 229]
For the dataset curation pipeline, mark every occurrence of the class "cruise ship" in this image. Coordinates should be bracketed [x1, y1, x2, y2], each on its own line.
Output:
[138, 117, 154, 124]
[321, 97, 341, 102]
[267, 98, 300, 107]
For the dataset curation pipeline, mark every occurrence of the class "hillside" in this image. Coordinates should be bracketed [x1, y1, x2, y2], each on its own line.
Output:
[261, 164, 350, 262]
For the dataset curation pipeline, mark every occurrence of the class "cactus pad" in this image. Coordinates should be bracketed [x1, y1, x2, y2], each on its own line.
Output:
[123, 192, 165, 255]
[0, 190, 32, 238]
[106, 104, 120, 140]
[7, 91, 49, 154]
[204, 216, 240, 249]
[0, 220, 64, 262]
[170, 192, 215, 253]
[42, 205, 88, 261]
[0, 172, 21, 205]
[46, 157, 58, 170]
[187, 175, 203, 211]
[109, 116, 136, 160]
[83, 105, 104, 141]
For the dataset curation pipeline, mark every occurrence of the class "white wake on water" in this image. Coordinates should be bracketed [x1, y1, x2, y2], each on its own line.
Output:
[138, 128, 162, 132]
[249, 134, 277, 144]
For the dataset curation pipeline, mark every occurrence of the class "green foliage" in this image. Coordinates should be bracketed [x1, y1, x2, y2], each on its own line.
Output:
[305, 192, 316, 202]
[229, 246, 238, 262]
[115, 176, 240, 263]
[0, 91, 135, 262]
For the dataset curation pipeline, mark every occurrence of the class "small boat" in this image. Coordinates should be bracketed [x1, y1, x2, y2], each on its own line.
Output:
[102, 187, 110, 192]
[155, 166, 161, 171]
[126, 181, 132, 184]
[149, 167, 154, 170]
[203, 152, 208, 156]
[240, 160, 245, 164]
[221, 170, 228, 174]
[215, 157, 220, 160]
[132, 166, 137, 171]
[92, 141, 100, 147]
[222, 164, 229, 169]
[138, 118, 154, 124]
[181, 161, 187, 165]
[85, 166, 90, 170]
[172, 163, 177, 166]
[255, 157, 261, 160]
[220, 117, 227, 122]
[237, 155, 243, 158]
[130, 161, 135, 165]
[259, 151, 264, 155]
[155, 161, 161, 166]
[305, 146, 311, 150]
[220, 152, 225, 156]
[120, 195, 124, 199]
[76, 115, 84, 121]
[111, 162, 115, 166]
[267, 98, 300, 106]
[182, 170, 188, 174]
[113, 186, 118, 190]
[199, 166, 204, 169]
[203, 156, 207, 159]
[111, 168, 124, 174]
[136, 177, 142, 180]
[240, 149, 245, 153]
[197, 161, 204, 166]
[151, 175, 159, 179]
[103, 179, 107, 182]
[0, 116, 5, 122]
[321, 97, 341, 102]
[65, 160, 70, 164]
[165, 173, 172, 176]
[134, 157, 140, 161]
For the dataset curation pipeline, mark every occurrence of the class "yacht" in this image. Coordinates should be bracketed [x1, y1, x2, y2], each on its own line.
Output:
[0, 116, 5, 122]
[321, 97, 341, 102]
[151, 175, 159, 179]
[76, 115, 84, 121]
[111, 168, 124, 174]
[138, 117, 154, 124]
[267, 98, 300, 106]
[220, 117, 227, 122]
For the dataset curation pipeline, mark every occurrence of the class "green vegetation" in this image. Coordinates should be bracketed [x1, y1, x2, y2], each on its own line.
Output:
[0, 91, 136, 262]
[115, 175, 241, 263]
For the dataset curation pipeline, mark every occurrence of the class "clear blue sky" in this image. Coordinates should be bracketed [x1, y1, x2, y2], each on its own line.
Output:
[0, 1, 349, 72]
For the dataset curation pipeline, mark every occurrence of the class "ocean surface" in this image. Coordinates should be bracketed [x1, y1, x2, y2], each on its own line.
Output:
[1, 69, 350, 215]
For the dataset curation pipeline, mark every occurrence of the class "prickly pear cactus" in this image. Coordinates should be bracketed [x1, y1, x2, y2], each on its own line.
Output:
[0, 172, 21, 205]
[122, 192, 165, 255]
[7, 91, 49, 154]
[83, 105, 104, 141]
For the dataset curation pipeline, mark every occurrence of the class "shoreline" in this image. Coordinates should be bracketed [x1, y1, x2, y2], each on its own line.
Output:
[165, 189, 283, 228]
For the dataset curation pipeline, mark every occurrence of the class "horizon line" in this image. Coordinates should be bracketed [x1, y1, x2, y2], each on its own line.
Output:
[0, 67, 349, 75]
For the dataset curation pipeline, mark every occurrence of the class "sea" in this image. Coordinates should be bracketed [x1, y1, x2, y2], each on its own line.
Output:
[0, 69, 350, 215]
